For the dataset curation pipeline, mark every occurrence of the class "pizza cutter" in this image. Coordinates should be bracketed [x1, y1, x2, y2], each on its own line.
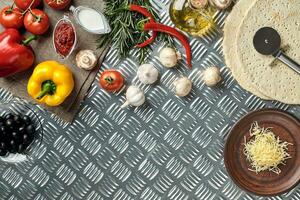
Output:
[253, 27, 300, 75]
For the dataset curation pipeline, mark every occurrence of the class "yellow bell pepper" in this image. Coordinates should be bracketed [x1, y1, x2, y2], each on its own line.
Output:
[27, 61, 74, 107]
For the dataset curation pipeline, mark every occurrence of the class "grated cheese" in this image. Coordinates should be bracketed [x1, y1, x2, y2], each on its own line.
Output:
[243, 122, 292, 175]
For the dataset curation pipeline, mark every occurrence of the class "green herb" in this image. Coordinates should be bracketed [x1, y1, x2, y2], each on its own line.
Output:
[97, 0, 174, 64]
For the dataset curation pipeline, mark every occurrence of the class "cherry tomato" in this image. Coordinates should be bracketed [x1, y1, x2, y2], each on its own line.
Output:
[45, 0, 71, 10]
[99, 70, 124, 92]
[0, 6, 23, 29]
[14, 0, 41, 10]
[24, 9, 50, 35]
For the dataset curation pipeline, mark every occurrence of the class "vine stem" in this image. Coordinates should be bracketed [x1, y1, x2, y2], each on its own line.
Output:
[21, 0, 36, 15]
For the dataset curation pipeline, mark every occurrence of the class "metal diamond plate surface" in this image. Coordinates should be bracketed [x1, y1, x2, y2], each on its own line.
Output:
[1, 0, 300, 199]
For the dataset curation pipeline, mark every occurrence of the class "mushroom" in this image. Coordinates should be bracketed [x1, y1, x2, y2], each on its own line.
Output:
[189, 0, 208, 9]
[121, 86, 146, 108]
[202, 66, 222, 87]
[173, 76, 192, 97]
[209, 0, 232, 9]
[76, 50, 98, 70]
[137, 64, 159, 85]
[159, 47, 181, 68]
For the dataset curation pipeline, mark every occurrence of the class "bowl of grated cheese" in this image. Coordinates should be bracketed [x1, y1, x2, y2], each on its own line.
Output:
[224, 109, 300, 196]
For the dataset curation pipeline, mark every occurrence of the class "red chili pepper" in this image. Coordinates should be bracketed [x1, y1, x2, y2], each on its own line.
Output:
[142, 22, 192, 69]
[127, 4, 157, 48]
[0, 29, 37, 77]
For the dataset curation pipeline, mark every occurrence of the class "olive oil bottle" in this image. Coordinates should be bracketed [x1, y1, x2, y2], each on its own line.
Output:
[169, 0, 216, 36]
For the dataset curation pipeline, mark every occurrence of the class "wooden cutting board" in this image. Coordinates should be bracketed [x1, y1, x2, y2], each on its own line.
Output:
[0, 0, 109, 122]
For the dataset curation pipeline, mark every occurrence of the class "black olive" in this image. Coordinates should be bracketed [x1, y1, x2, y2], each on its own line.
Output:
[23, 134, 32, 144]
[0, 116, 4, 122]
[10, 140, 15, 146]
[9, 140, 18, 152]
[18, 125, 25, 133]
[0, 126, 8, 139]
[13, 115, 22, 125]
[10, 147, 17, 153]
[18, 144, 26, 153]
[5, 119, 14, 128]
[22, 116, 31, 125]
[0, 142, 6, 149]
[11, 132, 18, 139]
[0, 125, 6, 133]
[0, 148, 7, 156]
[5, 113, 14, 120]
[26, 125, 35, 135]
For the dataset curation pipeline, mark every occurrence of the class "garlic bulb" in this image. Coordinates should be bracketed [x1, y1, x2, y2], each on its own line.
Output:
[189, 0, 208, 9]
[76, 50, 98, 70]
[159, 47, 181, 68]
[173, 77, 192, 97]
[209, 0, 232, 9]
[121, 86, 145, 108]
[202, 66, 222, 87]
[137, 64, 159, 85]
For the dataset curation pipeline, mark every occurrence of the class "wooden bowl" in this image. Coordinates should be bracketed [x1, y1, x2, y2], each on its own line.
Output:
[224, 109, 300, 196]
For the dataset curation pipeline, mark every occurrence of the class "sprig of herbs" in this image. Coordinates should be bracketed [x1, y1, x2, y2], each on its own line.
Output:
[97, 0, 174, 64]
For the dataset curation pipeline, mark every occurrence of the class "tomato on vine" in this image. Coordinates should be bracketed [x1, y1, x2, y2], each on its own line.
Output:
[14, 0, 41, 10]
[45, 0, 71, 10]
[24, 9, 50, 35]
[0, 6, 23, 29]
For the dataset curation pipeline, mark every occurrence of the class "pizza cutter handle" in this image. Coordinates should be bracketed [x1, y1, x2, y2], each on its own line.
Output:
[276, 51, 300, 75]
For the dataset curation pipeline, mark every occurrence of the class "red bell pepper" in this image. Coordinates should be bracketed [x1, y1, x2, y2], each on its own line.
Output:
[0, 29, 37, 77]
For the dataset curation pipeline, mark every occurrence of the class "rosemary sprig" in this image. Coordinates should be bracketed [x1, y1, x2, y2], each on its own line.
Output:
[97, 0, 174, 64]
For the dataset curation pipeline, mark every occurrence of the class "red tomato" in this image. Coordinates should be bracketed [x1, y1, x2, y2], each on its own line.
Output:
[24, 9, 50, 35]
[14, 0, 41, 10]
[45, 0, 71, 10]
[0, 6, 23, 29]
[99, 70, 124, 92]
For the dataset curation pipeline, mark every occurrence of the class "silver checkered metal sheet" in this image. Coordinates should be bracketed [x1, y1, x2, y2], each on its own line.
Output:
[1, 0, 300, 199]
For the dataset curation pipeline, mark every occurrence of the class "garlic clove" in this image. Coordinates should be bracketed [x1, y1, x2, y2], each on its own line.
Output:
[121, 86, 146, 108]
[159, 47, 179, 68]
[76, 50, 98, 70]
[202, 66, 222, 87]
[137, 64, 159, 85]
[174, 77, 193, 97]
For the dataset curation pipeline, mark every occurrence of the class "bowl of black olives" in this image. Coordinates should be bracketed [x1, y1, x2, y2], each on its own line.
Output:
[0, 99, 43, 163]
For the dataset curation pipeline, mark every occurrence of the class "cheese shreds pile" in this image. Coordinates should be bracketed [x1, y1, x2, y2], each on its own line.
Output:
[243, 122, 292, 175]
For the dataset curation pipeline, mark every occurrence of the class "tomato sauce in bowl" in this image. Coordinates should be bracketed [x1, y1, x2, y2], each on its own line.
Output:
[53, 16, 76, 59]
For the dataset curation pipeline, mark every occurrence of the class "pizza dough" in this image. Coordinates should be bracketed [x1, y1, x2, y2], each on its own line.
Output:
[236, 0, 300, 104]
[223, 0, 271, 100]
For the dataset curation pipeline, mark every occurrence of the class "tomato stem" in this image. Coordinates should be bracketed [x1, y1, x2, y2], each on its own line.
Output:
[29, 10, 42, 22]
[21, 0, 37, 15]
[104, 76, 114, 85]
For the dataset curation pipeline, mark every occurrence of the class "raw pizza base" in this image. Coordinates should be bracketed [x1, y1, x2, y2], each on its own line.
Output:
[236, 0, 300, 104]
[223, 0, 271, 100]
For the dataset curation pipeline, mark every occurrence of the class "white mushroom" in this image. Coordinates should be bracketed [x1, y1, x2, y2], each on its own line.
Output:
[159, 47, 181, 68]
[137, 64, 159, 85]
[202, 66, 222, 87]
[76, 50, 98, 70]
[209, 0, 232, 9]
[189, 0, 208, 9]
[121, 86, 145, 108]
[173, 77, 192, 97]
